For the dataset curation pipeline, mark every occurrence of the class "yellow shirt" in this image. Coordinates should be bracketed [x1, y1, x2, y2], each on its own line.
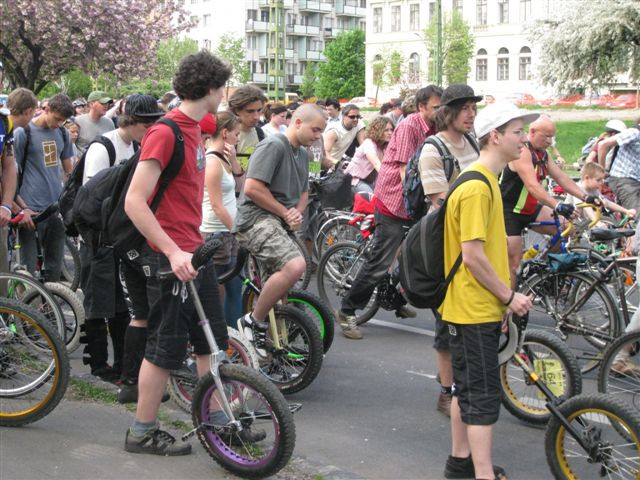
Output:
[439, 162, 510, 324]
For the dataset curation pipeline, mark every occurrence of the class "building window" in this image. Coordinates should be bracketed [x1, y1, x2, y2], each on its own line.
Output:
[391, 5, 401, 32]
[429, 2, 435, 20]
[520, 0, 532, 21]
[498, 0, 509, 23]
[202, 14, 211, 27]
[476, 49, 488, 81]
[190, 15, 199, 25]
[409, 52, 420, 82]
[359, 20, 366, 30]
[476, 0, 487, 25]
[410, 4, 420, 30]
[519, 46, 532, 80]
[191, 0, 197, 4]
[497, 47, 509, 80]
[247, 9, 257, 21]
[373, 7, 382, 33]
[452, 0, 462, 14]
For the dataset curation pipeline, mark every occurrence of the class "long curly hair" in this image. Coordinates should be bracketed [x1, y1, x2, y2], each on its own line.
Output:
[366, 116, 394, 149]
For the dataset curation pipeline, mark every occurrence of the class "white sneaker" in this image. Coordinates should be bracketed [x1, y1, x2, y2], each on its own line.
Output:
[238, 313, 268, 358]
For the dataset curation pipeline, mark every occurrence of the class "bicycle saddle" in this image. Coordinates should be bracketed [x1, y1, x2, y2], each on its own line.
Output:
[32, 202, 59, 225]
[590, 228, 635, 241]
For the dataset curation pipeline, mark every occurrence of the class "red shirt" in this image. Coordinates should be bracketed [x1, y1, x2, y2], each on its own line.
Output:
[139, 109, 206, 253]
[373, 112, 434, 219]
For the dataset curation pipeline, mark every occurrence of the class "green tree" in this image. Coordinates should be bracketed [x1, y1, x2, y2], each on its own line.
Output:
[424, 9, 474, 85]
[531, 0, 640, 100]
[371, 55, 386, 104]
[316, 29, 365, 99]
[388, 51, 404, 85]
[214, 32, 251, 98]
[37, 69, 93, 100]
[156, 37, 198, 82]
[300, 62, 318, 98]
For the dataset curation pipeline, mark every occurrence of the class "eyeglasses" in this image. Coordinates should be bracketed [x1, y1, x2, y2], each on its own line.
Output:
[346, 115, 362, 120]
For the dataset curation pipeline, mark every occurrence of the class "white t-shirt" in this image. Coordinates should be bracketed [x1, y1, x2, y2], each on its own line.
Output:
[261, 123, 287, 137]
[82, 129, 134, 185]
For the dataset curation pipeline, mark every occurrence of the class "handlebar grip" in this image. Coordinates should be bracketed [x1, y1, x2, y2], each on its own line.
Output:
[9, 212, 25, 225]
[191, 238, 224, 271]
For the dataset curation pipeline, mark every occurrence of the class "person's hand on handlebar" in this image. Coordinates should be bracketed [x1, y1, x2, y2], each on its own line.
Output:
[506, 292, 532, 317]
[555, 202, 577, 220]
[18, 208, 37, 230]
[583, 194, 602, 207]
[284, 207, 303, 232]
[167, 249, 197, 282]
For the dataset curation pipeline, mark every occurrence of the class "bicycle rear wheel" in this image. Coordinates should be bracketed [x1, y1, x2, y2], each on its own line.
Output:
[61, 237, 81, 291]
[314, 215, 361, 261]
[0, 297, 70, 426]
[597, 330, 640, 414]
[544, 394, 640, 480]
[192, 364, 295, 479]
[500, 329, 582, 426]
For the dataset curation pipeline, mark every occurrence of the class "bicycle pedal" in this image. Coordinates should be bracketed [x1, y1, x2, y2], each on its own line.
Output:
[288, 402, 303, 414]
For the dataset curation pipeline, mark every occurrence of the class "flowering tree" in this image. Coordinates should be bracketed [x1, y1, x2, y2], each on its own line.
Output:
[0, 0, 194, 93]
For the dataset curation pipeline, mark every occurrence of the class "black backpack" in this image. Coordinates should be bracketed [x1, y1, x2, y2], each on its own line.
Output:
[73, 117, 184, 259]
[403, 133, 479, 222]
[398, 170, 492, 309]
[58, 136, 116, 237]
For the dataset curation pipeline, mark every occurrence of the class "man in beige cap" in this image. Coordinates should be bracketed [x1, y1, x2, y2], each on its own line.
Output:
[75, 90, 114, 154]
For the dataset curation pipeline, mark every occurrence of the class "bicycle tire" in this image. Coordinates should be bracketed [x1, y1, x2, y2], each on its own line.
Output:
[0, 271, 66, 342]
[314, 215, 361, 261]
[168, 328, 260, 414]
[256, 304, 323, 395]
[21, 282, 85, 354]
[191, 364, 295, 479]
[61, 237, 81, 291]
[242, 288, 335, 354]
[544, 393, 640, 479]
[0, 297, 70, 427]
[597, 329, 640, 416]
[519, 270, 622, 374]
[316, 240, 379, 325]
[500, 329, 582, 426]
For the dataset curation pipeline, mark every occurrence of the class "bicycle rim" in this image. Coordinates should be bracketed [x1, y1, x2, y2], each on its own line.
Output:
[597, 330, 640, 414]
[0, 298, 70, 426]
[192, 365, 295, 478]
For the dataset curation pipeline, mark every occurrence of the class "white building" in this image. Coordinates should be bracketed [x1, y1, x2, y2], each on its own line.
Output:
[365, 0, 563, 101]
[183, 0, 366, 93]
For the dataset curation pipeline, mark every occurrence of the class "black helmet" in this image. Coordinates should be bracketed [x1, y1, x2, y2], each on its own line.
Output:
[125, 94, 164, 118]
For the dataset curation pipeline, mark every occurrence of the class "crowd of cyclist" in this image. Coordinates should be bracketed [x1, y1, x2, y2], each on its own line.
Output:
[1, 50, 640, 477]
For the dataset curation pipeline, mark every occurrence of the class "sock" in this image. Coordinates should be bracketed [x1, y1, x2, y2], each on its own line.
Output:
[131, 419, 158, 437]
[441, 386, 453, 395]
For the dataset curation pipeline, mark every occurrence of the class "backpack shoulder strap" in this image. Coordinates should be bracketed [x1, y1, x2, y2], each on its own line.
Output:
[427, 135, 459, 182]
[463, 132, 480, 155]
[95, 136, 116, 167]
[256, 125, 265, 142]
[149, 117, 184, 211]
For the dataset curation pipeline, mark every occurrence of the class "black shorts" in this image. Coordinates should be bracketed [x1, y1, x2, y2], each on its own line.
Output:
[503, 203, 543, 236]
[446, 321, 502, 426]
[140, 246, 229, 370]
[120, 254, 150, 321]
[432, 309, 450, 352]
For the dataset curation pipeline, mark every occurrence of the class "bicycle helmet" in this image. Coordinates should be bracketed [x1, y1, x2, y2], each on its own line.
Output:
[605, 119, 627, 133]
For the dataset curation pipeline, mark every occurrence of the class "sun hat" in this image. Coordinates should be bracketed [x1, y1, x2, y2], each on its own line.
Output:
[87, 91, 112, 103]
[440, 84, 483, 106]
[605, 119, 627, 133]
[125, 94, 164, 119]
[199, 113, 217, 135]
[474, 101, 540, 138]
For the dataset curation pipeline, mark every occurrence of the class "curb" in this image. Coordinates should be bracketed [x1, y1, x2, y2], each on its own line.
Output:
[70, 371, 364, 480]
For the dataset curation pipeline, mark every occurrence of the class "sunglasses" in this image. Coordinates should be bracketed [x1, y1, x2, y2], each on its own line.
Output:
[346, 115, 362, 120]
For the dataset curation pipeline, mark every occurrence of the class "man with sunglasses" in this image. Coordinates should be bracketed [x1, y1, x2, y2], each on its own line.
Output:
[323, 103, 366, 165]
[75, 90, 115, 154]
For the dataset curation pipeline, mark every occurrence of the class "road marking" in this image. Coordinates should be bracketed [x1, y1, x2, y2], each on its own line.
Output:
[407, 370, 437, 379]
[368, 319, 435, 336]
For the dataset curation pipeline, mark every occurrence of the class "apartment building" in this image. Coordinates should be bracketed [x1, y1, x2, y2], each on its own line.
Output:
[184, 0, 366, 96]
[366, 0, 563, 101]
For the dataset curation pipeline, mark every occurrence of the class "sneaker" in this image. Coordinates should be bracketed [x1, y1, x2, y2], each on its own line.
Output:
[337, 311, 363, 340]
[209, 411, 267, 444]
[124, 427, 192, 456]
[444, 455, 507, 479]
[611, 359, 640, 377]
[117, 384, 170, 404]
[91, 364, 120, 383]
[437, 392, 452, 418]
[238, 313, 269, 357]
[396, 305, 417, 318]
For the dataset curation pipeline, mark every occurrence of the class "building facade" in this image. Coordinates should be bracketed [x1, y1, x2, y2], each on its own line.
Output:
[365, 0, 562, 101]
[183, 0, 366, 97]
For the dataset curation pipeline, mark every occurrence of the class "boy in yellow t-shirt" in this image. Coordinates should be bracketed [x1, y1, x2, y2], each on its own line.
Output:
[440, 102, 534, 480]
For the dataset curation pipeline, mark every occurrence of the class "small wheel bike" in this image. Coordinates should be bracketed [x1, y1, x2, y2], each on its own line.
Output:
[160, 239, 297, 479]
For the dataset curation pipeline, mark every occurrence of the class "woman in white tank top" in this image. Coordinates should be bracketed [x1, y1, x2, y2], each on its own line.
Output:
[199, 112, 245, 327]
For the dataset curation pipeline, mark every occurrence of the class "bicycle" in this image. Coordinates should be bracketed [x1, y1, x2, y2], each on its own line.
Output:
[159, 239, 297, 478]
[498, 316, 640, 479]
[0, 297, 70, 427]
[597, 329, 640, 415]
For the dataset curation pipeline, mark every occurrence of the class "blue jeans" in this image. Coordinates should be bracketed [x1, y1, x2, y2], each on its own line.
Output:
[215, 259, 244, 328]
[20, 215, 65, 281]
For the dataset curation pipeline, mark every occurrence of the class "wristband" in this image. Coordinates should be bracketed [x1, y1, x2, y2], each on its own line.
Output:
[504, 290, 515, 306]
[0, 204, 11, 213]
[233, 170, 245, 178]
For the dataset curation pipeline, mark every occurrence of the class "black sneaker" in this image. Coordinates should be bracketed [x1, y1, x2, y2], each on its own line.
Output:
[91, 365, 120, 383]
[124, 427, 192, 456]
[117, 384, 170, 404]
[220, 427, 267, 445]
[444, 455, 506, 479]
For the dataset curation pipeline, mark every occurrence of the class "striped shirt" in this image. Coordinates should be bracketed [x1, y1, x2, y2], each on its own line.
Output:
[609, 127, 640, 180]
[373, 112, 434, 219]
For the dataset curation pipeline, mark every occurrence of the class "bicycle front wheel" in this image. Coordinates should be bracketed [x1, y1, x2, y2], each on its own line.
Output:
[597, 330, 640, 412]
[501, 329, 582, 426]
[0, 297, 70, 426]
[192, 364, 295, 479]
[61, 237, 81, 291]
[544, 394, 640, 480]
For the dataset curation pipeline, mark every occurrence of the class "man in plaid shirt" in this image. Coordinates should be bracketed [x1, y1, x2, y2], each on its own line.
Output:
[337, 85, 442, 339]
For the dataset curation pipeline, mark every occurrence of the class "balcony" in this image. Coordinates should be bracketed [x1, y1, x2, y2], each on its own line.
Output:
[335, 3, 366, 16]
[286, 24, 321, 36]
[258, 0, 294, 8]
[287, 74, 304, 85]
[298, 0, 333, 12]
[258, 48, 294, 59]
[245, 19, 269, 32]
[322, 27, 344, 38]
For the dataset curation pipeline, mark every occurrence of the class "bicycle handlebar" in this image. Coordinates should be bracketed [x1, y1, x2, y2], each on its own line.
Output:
[157, 238, 223, 280]
[561, 203, 601, 237]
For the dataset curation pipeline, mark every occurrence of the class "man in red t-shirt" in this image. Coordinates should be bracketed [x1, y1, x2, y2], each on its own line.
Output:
[122, 52, 232, 456]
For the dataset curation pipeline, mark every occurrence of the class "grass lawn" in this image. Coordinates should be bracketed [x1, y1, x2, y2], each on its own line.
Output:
[554, 120, 604, 165]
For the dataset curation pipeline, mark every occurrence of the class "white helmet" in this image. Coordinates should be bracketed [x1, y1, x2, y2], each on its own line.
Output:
[605, 119, 627, 133]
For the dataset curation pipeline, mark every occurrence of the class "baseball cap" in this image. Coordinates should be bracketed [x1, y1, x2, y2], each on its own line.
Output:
[87, 91, 112, 103]
[440, 84, 483, 106]
[605, 119, 627, 133]
[199, 113, 217, 135]
[474, 101, 540, 138]
[125, 94, 164, 119]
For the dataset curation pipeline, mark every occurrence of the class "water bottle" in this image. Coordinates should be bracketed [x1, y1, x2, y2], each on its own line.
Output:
[522, 244, 539, 260]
